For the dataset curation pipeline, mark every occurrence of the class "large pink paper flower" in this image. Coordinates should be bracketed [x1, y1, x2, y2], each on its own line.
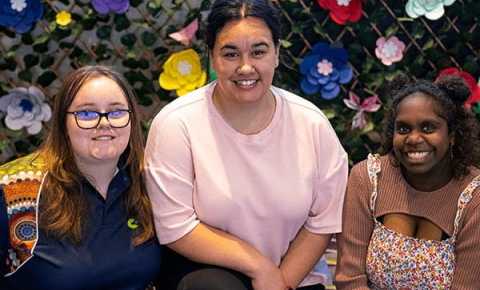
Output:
[375, 36, 406, 66]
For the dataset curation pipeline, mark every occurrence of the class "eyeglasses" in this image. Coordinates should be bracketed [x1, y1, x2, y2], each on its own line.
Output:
[67, 109, 131, 129]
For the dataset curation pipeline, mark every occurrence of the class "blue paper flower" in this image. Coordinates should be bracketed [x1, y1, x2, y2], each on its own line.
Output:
[92, 0, 130, 14]
[0, 0, 44, 33]
[300, 42, 353, 100]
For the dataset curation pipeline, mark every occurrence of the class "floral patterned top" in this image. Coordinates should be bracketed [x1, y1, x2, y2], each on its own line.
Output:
[365, 154, 480, 289]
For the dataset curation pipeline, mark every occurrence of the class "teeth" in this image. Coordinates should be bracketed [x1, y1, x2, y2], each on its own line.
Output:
[94, 136, 113, 141]
[236, 80, 256, 86]
[407, 152, 429, 159]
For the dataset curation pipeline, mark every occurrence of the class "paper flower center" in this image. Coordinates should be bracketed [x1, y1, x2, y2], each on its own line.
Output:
[336, 0, 352, 6]
[317, 59, 333, 76]
[381, 41, 398, 58]
[19, 99, 34, 112]
[177, 60, 193, 76]
[10, 0, 27, 12]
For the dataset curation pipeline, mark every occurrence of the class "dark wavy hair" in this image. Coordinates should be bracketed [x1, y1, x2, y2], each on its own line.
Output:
[39, 66, 155, 246]
[206, 0, 281, 50]
[382, 74, 480, 179]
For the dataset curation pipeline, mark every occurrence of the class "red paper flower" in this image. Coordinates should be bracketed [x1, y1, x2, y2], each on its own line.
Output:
[317, 0, 363, 25]
[436, 67, 480, 107]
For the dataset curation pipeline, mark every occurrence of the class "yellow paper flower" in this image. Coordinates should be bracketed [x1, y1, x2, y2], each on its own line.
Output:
[56, 10, 71, 27]
[159, 49, 207, 96]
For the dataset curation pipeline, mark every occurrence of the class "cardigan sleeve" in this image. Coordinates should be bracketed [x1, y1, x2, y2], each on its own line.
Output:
[451, 193, 480, 288]
[0, 186, 8, 277]
[334, 161, 372, 290]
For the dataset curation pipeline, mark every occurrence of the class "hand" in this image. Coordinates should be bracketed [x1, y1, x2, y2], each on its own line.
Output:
[251, 258, 290, 290]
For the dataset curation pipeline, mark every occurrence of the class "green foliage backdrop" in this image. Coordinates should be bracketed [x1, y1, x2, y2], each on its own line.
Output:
[1, 0, 479, 164]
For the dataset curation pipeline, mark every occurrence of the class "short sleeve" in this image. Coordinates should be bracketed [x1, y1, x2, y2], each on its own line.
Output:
[304, 119, 348, 234]
[0, 187, 8, 276]
[144, 112, 199, 244]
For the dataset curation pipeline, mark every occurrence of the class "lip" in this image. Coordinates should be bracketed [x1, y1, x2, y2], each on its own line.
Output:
[92, 135, 115, 141]
[403, 151, 432, 163]
[232, 79, 258, 88]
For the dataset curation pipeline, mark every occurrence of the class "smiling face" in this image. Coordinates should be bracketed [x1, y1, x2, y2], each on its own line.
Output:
[66, 76, 131, 166]
[211, 16, 279, 105]
[393, 92, 453, 179]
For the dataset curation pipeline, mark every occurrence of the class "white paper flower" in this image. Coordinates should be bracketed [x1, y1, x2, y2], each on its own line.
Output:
[0, 86, 52, 135]
[405, 0, 456, 20]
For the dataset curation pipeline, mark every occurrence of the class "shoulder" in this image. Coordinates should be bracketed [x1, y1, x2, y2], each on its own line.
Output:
[272, 86, 329, 122]
[0, 153, 46, 186]
[151, 82, 214, 129]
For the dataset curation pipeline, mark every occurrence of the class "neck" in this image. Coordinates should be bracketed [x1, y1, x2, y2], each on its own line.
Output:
[213, 88, 276, 135]
[402, 163, 453, 192]
[75, 158, 119, 198]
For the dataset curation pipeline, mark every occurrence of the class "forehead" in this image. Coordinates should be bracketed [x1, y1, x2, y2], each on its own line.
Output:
[71, 76, 128, 107]
[215, 17, 274, 48]
[396, 92, 444, 120]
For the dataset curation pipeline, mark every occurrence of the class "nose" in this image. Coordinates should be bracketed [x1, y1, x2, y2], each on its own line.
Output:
[237, 56, 255, 74]
[405, 130, 424, 145]
[97, 115, 111, 128]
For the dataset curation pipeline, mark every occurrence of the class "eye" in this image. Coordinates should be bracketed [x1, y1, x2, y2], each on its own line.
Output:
[76, 111, 98, 121]
[223, 51, 239, 59]
[252, 49, 266, 58]
[108, 110, 129, 119]
[421, 122, 436, 133]
[395, 124, 410, 134]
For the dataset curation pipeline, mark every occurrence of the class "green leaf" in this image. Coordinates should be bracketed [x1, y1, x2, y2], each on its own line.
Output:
[96, 25, 112, 39]
[18, 70, 33, 82]
[141, 31, 157, 47]
[33, 34, 50, 45]
[322, 109, 336, 119]
[37, 71, 57, 87]
[279, 39, 292, 48]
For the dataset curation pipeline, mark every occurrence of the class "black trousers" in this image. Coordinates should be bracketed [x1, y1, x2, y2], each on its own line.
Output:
[157, 247, 326, 290]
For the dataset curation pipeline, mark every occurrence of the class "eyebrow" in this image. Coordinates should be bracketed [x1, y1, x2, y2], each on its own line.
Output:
[220, 42, 270, 51]
[73, 102, 127, 109]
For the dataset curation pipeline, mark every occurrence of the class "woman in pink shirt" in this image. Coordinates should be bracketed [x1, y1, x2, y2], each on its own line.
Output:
[145, 1, 348, 290]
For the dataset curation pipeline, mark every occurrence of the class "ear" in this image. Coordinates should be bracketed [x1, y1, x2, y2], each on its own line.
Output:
[275, 46, 280, 68]
[449, 133, 455, 147]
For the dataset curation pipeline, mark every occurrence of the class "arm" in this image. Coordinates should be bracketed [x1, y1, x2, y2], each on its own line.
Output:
[280, 229, 331, 289]
[280, 120, 348, 289]
[334, 163, 373, 290]
[169, 223, 287, 290]
[451, 200, 480, 288]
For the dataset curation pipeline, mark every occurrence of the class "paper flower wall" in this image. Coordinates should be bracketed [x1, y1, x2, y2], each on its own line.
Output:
[159, 49, 207, 97]
[405, 0, 456, 20]
[317, 0, 363, 25]
[344, 92, 381, 130]
[0, 86, 52, 135]
[436, 67, 480, 107]
[0, 0, 44, 33]
[375, 36, 406, 66]
[300, 42, 353, 100]
[91, 0, 129, 14]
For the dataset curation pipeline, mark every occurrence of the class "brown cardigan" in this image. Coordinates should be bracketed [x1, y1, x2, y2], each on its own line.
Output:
[335, 155, 480, 289]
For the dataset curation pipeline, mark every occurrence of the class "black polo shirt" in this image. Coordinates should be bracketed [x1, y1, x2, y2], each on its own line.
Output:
[0, 167, 162, 290]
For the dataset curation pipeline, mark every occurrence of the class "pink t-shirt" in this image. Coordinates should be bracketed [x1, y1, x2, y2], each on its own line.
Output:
[145, 82, 348, 286]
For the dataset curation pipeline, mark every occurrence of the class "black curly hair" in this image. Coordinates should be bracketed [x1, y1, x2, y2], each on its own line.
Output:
[382, 74, 480, 179]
